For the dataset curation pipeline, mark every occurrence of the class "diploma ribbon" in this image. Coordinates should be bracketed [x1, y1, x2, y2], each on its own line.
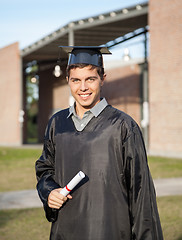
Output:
[65, 185, 71, 192]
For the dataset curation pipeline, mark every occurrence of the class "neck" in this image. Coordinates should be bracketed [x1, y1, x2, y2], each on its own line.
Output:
[75, 99, 101, 119]
[75, 105, 88, 119]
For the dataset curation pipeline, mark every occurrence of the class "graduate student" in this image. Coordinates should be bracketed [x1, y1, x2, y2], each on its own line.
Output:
[35, 46, 163, 240]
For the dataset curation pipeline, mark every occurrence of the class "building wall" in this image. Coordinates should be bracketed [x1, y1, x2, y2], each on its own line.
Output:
[0, 42, 22, 145]
[103, 63, 141, 126]
[53, 77, 70, 112]
[38, 69, 54, 142]
[38, 68, 70, 142]
[149, 0, 182, 157]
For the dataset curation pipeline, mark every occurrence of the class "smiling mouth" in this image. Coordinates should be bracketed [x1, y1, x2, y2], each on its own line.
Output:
[79, 93, 92, 99]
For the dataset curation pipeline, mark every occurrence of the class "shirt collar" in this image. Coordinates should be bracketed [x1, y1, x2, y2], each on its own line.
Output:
[90, 98, 108, 117]
[67, 98, 108, 118]
[67, 103, 76, 118]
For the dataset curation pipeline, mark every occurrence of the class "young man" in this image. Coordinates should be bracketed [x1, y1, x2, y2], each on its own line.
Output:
[35, 46, 163, 240]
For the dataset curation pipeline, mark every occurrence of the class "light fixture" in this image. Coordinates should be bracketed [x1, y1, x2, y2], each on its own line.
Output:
[31, 77, 37, 83]
[136, 5, 142, 10]
[53, 65, 62, 77]
[122, 48, 131, 62]
[110, 12, 116, 17]
[88, 17, 94, 23]
[122, 9, 128, 14]
[30, 75, 39, 83]
[99, 15, 105, 20]
[79, 20, 84, 25]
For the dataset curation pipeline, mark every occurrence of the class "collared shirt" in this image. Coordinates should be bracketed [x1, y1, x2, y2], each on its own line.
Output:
[67, 98, 108, 131]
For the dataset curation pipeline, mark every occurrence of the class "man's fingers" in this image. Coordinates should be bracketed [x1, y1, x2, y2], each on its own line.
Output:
[48, 188, 72, 209]
[49, 195, 65, 205]
[48, 197, 65, 209]
[55, 189, 72, 199]
[52, 189, 67, 200]
[67, 194, 72, 199]
[50, 189, 67, 200]
[48, 198, 64, 209]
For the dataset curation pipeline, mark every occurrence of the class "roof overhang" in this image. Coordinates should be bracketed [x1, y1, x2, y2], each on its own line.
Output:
[21, 2, 148, 66]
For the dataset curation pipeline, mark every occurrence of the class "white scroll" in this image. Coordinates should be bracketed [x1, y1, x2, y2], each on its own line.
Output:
[60, 171, 85, 196]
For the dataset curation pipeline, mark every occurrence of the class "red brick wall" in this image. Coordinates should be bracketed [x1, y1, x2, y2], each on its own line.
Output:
[53, 73, 70, 111]
[149, 0, 182, 157]
[38, 67, 70, 142]
[0, 43, 22, 145]
[103, 64, 141, 125]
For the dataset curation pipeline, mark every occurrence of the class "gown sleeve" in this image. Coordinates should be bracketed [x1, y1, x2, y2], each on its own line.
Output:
[122, 122, 163, 240]
[35, 116, 60, 222]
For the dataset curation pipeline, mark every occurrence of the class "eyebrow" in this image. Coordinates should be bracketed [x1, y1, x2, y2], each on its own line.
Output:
[86, 76, 98, 80]
[70, 77, 80, 81]
[70, 76, 98, 81]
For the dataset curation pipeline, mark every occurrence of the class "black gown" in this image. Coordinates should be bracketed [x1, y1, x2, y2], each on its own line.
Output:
[35, 105, 163, 240]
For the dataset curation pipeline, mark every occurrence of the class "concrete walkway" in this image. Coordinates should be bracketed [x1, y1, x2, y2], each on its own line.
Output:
[0, 178, 182, 210]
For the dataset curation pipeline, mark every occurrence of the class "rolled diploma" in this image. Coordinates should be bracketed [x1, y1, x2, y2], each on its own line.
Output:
[60, 171, 85, 196]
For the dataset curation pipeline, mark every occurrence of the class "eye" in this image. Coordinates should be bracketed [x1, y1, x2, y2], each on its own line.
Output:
[72, 78, 80, 83]
[87, 78, 96, 82]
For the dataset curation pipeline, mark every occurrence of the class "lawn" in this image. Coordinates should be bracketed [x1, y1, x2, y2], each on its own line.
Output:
[148, 155, 182, 179]
[0, 146, 182, 239]
[157, 196, 182, 240]
[0, 147, 42, 192]
[0, 208, 51, 240]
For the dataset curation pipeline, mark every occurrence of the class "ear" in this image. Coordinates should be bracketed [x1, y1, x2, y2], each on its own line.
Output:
[100, 74, 106, 86]
[66, 76, 69, 83]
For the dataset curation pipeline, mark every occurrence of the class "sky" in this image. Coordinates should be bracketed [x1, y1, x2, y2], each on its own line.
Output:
[0, 0, 148, 59]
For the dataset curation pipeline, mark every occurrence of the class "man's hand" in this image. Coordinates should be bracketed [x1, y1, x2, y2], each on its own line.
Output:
[48, 188, 72, 209]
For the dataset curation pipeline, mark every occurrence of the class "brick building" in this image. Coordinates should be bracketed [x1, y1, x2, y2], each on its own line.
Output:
[0, 0, 182, 157]
[149, 0, 182, 157]
[0, 43, 22, 145]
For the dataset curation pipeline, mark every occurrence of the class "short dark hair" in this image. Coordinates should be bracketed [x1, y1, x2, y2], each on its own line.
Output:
[66, 63, 105, 80]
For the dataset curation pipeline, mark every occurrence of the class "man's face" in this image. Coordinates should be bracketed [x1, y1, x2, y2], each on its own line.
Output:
[67, 66, 105, 116]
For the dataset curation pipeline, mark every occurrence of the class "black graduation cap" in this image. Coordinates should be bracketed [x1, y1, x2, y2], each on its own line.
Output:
[59, 46, 112, 67]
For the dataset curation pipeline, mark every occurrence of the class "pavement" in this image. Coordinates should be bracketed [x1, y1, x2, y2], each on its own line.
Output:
[0, 178, 182, 210]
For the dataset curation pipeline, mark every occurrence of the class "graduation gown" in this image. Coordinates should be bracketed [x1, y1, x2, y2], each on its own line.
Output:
[35, 105, 163, 240]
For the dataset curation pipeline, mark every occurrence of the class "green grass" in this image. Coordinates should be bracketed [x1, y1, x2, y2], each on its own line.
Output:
[0, 147, 42, 192]
[148, 156, 182, 179]
[0, 196, 181, 240]
[0, 208, 51, 240]
[157, 195, 182, 240]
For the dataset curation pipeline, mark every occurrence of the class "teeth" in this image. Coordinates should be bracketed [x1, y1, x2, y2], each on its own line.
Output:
[80, 94, 90, 97]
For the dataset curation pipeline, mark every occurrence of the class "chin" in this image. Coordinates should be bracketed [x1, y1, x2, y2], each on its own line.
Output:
[80, 103, 93, 109]
[79, 99, 93, 106]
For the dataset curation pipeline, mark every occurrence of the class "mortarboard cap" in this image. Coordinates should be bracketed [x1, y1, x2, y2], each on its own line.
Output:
[59, 46, 112, 67]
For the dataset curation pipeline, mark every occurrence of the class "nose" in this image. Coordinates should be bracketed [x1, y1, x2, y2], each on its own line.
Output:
[80, 80, 88, 91]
